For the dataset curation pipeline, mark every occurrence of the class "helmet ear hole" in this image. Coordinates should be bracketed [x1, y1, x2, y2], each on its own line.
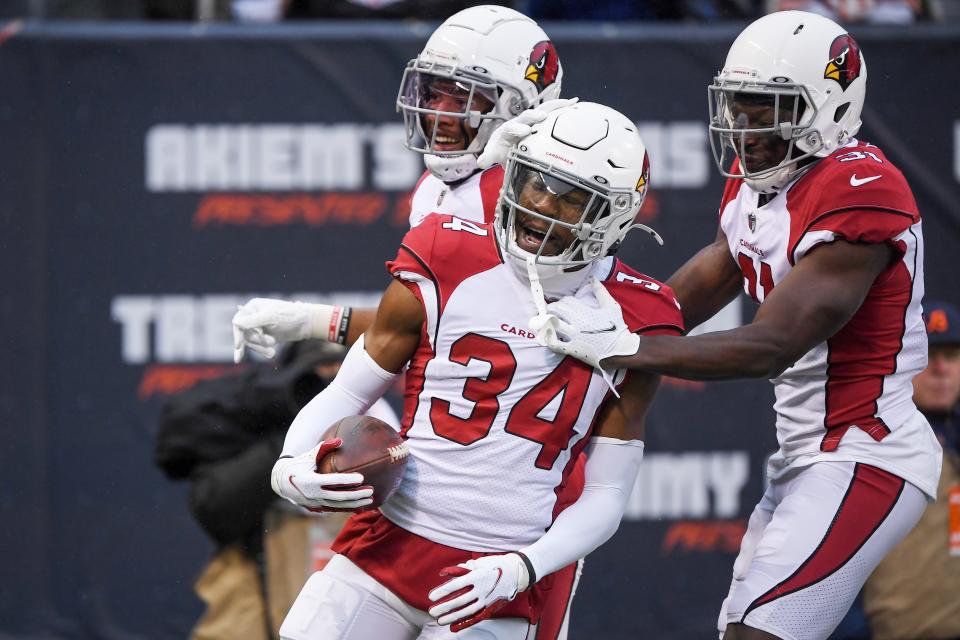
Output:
[833, 102, 850, 123]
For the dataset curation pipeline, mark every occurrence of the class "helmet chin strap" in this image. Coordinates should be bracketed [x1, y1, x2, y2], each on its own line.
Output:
[524, 254, 620, 396]
[508, 242, 593, 300]
[525, 255, 548, 316]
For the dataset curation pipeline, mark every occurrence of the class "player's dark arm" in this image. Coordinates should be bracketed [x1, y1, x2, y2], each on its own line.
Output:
[336, 291, 413, 346]
[606, 240, 894, 380]
[665, 227, 743, 331]
[344, 308, 376, 346]
[361, 280, 424, 371]
[592, 370, 661, 441]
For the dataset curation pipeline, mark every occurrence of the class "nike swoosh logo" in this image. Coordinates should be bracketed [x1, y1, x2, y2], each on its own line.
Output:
[483, 569, 503, 600]
[583, 323, 617, 334]
[850, 174, 882, 187]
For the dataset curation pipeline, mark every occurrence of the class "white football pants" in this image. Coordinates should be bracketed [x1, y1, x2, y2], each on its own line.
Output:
[718, 461, 926, 640]
[279, 554, 534, 640]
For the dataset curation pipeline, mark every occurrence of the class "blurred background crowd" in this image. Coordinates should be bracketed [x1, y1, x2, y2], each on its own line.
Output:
[3, 0, 960, 23]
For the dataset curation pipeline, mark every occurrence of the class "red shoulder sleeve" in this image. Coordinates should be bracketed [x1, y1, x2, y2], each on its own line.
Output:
[385, 214, 503, 313]
[479, 165, 505, 224]
[601, 260, 685, 336]
[387, 212, 441, 281]
[786, 144, 920, 263]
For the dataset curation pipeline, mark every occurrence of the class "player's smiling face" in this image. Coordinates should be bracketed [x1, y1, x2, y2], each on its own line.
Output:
[420, 78, 496, 152]
[514, 169, 591, 256]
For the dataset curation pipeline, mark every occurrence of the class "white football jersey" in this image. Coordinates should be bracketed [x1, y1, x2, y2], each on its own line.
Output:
[408, 166, 594, 517]
[719, 140, 942, 499]
[408, 166, 504, 228]
[379, 214, 684, 552]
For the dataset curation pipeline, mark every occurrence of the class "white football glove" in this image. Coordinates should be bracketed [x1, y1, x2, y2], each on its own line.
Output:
[531, 277, 639, 383]
[476, 97, 579, 169]
[270, 440, 373, 512]
[427, 553, 530, 632]
[232, 298, 336, 363]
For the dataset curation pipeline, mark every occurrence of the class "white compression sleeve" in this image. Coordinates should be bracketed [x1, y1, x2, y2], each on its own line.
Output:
[281, 335, 399, 457]
[519, 437, 644, 582]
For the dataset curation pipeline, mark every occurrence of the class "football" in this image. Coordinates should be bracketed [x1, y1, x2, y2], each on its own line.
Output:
[316, 415, 409, 508]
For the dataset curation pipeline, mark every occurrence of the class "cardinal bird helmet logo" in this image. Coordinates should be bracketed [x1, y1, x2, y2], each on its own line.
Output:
[635, 152, 651, 195]
[823, 34, 862, 91]
[524, 41, 559, 94]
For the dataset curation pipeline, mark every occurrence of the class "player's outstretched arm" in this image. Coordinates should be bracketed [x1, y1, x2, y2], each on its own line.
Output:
[270, 280, 423, 511]
[232, 298, 377, 362]
[666, 227, 743, 332]
[606, 240, 894, 379]
[545, 240, 892, 380]
[427, 372, 659, 632]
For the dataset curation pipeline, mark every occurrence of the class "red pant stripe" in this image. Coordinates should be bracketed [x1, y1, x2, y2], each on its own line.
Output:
[743, 464, 904, 619]
[536, 560, 578, 640]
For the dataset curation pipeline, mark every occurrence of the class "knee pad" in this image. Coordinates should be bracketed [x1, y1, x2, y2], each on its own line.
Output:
[279, 571, 367, 640]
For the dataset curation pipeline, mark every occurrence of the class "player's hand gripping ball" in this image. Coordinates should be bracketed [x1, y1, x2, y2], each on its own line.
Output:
[317, 416, 409, 509]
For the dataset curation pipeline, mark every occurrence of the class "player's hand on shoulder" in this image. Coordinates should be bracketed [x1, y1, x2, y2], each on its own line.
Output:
[270, 440, 373, 512]
[427, 553, 530, 632]
[532, 277, 639, 370]
[476, 97, 579, 169]
[232, 297, 331, 363]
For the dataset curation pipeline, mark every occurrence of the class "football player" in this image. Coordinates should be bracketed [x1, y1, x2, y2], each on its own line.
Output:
[269, 101, 683, 640]
[231, 5, 565, 358]
[232, 7, 582, 638]
[525, 11, 942, 640]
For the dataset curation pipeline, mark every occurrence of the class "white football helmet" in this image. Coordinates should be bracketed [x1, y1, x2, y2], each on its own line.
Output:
[708, 11, 867, 192]
[397, 5, 562, 182]
[495, 102, 659, 284]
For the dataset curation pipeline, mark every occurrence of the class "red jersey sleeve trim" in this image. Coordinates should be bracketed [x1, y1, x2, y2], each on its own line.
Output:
[387, 243, 429, 279]
[395, 244, 433, 278]
[387, 245, 442, 351]
[387, 213, 443, 278]
[636, 324, 685, 337]
[789, 207, 917, 265]
[602, 260, 686, 336]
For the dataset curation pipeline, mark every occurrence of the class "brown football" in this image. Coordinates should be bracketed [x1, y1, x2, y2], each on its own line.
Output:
[316, 415, 409, 508]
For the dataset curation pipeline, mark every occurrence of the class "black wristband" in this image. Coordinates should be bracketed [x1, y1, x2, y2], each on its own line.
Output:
[515, 551, 537, 587]
[334, 307, 352, 345]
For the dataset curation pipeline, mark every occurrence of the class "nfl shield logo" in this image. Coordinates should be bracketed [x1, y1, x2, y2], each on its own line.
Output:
[748, 212, 757, 233]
